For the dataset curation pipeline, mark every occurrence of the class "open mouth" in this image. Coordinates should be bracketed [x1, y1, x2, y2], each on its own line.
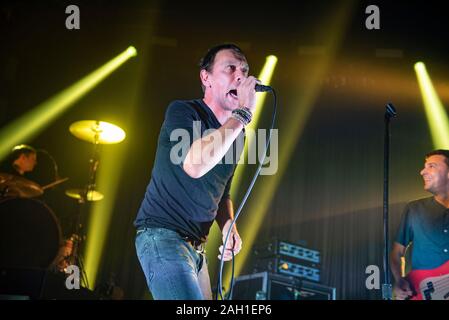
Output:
[228, 89, 238, 99]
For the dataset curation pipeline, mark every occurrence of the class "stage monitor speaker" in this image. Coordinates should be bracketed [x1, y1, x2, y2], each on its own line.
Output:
[230, 272, 336, 300]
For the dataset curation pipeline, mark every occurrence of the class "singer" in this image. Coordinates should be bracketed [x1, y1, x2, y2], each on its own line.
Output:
[134, 44, 262, 299]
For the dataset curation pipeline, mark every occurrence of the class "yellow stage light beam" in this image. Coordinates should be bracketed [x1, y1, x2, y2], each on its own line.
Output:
[0, 46, 137, 160]
[205, 55, 278, 282]
[83, 142, 127, 289]
[232, 55, 278, 197]
[81, 43, 153, 291]
[214, 1, 357, 294]
[414, 62, 449, 149]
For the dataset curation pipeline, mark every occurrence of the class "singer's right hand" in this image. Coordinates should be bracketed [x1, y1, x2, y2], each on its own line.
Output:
[237, 76, 259, 113]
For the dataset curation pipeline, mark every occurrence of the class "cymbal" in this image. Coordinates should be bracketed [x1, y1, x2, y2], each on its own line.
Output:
[69, 120, 126, 144]
[0, 173, 43, 198]
[65, 188, 104, 201]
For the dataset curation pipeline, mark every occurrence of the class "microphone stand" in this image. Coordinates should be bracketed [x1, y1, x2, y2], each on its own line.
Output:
[382, 103, 397, 300]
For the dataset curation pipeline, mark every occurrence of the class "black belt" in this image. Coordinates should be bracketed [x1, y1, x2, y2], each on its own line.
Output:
[136, 228, 205, 252]
[184, 237, 204, 247]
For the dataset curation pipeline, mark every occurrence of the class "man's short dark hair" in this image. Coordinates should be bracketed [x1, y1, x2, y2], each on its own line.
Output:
[198, 44, 247, 92]
[199, 43, 246, 72]
[10, 144, 36, 161]
[425, 149, 449, 167]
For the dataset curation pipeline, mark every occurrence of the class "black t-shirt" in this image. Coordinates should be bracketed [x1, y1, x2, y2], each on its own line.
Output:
[134, 99, 244, 241]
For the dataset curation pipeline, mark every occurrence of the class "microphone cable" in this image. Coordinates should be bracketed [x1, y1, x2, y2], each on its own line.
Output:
[216, 88, 277, 300]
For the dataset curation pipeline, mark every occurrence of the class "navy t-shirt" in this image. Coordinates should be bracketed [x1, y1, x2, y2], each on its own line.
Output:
[134, 99, 244, 241]
[395, 197, 449, 270]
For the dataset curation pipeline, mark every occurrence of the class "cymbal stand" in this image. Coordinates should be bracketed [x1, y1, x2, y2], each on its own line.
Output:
[70, 124, 102, 288]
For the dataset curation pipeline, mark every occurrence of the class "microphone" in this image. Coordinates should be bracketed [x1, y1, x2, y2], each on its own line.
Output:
[385, 103, 397, 119]
[255, 84, 273, 92]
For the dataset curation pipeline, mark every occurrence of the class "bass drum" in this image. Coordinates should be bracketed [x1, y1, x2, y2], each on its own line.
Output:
[0, 197, 62, 269]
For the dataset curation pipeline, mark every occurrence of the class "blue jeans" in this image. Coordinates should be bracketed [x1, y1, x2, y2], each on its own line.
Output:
[135, 227, 212, 300]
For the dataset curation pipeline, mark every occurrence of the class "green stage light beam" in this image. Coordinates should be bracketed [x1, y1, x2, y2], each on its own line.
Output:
[414, 62, 449, 149]
[0, 46, 137, 160]
[83, 144, 127, 290]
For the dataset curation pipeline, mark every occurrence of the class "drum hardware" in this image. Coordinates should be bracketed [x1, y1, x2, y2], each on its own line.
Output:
[65, 120, 125, 288]
[65, 188, 104, 202]
[0, 173, 44, 198]
[69, 120, 126, 145]
[0, 149, 69, 274]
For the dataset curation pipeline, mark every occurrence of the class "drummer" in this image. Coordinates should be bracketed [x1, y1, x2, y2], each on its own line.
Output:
[0, 144, 37, 177]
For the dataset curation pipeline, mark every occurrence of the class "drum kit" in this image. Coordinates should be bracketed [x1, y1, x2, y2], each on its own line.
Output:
[0, 120, 125, 286]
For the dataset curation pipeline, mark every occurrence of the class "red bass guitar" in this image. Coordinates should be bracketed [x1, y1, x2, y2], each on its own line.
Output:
[406, 260, 449, 300]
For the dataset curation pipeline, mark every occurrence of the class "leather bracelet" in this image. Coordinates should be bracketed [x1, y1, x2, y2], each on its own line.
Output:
[232, 107, 253, 126]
